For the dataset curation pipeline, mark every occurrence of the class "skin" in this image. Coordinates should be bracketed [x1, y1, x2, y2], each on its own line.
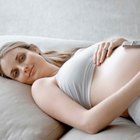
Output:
[0, 47, 59, 84]
[91, 45, 140, 118]
[1, 37, 138, 134]
[0, 37, 125, 84]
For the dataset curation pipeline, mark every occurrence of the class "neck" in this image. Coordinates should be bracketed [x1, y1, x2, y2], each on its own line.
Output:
[47, 63, 59, 77]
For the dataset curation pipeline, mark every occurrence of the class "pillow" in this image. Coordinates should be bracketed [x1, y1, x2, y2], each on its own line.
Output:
[0, 35, 93, 140]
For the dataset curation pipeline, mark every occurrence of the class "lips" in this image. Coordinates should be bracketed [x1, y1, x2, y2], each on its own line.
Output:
[29, 65, 35, 77]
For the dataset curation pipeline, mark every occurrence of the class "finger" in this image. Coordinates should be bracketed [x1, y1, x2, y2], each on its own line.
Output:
[96, 43, 105, 65]
[107, 49, 113, 57]
[100, 43, 109, 63]
[93, 46, 99, 64]
[99, 49, 107, 63]
[100, 42, 109, 63]
[107, 42, 113, 57]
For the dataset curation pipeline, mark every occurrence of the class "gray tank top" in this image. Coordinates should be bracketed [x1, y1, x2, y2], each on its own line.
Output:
[56, 45, 96, 109]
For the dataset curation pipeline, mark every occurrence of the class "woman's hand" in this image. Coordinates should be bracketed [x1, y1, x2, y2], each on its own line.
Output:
[93, 37, 127, 66]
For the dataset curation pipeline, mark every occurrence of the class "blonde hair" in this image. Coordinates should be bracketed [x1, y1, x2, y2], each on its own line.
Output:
[0, 41, 83, 78]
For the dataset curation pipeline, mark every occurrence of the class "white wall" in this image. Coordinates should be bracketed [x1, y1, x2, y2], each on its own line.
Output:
[0, 0, 140, 41]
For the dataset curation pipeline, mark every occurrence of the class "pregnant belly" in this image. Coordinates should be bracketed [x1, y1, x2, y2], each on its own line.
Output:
[91, 45, 140, 106]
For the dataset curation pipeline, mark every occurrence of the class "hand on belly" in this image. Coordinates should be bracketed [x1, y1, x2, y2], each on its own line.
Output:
[91, 45, 140, 110]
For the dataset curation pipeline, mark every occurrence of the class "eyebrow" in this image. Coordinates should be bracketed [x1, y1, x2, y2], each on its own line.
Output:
[15, 54, 19, 62]
[9, 54, 19, 77]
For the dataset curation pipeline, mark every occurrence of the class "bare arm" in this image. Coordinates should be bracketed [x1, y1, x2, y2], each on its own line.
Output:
[31, 74, 140, 134]
[32, 77, 87, 131]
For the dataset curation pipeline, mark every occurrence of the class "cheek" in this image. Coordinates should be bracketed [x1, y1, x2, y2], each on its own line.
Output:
[15, 72, 29, 83]
[16, 76, 27, 83]
[28, 54, 44, 65]
[17, 71, 38, 84]
[17, 77, 33, 84]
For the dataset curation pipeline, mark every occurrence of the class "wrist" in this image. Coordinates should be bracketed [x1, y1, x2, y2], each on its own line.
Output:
[113, 37, 127, 47]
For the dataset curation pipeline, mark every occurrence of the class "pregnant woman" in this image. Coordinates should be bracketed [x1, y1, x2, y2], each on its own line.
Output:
[0, 37, 140, 134]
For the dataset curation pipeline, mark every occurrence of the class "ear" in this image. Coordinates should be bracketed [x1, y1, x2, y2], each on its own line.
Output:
[29, 44, 42, 54]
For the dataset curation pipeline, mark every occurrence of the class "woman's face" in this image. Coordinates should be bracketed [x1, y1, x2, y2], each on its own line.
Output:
[0, 47, 49, 84]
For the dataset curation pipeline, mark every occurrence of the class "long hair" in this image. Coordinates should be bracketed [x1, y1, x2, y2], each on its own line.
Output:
[0, 41, 83, 78]
[42, 47, 81, 67]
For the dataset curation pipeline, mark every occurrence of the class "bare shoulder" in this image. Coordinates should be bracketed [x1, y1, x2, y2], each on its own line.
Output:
[31, 76, 87, 132]
[31, 76, 57, 98]
[31, 75, 60, 114]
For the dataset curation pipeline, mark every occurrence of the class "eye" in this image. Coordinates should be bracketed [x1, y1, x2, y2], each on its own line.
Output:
[19, 54, 26, 62]
[13, 69, 19, 78]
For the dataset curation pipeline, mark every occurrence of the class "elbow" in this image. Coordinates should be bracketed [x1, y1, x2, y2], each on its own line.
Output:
[79, 111, 105, 134]
[83, 121, 109, 134]
[81, 119, 100, 134]
[81, 114, 104, 134]
[83, 126, 99, 134]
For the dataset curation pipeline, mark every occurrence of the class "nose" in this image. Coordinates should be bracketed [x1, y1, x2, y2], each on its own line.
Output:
[24, 66, 30, 73]
[18, 65, 30, 75]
